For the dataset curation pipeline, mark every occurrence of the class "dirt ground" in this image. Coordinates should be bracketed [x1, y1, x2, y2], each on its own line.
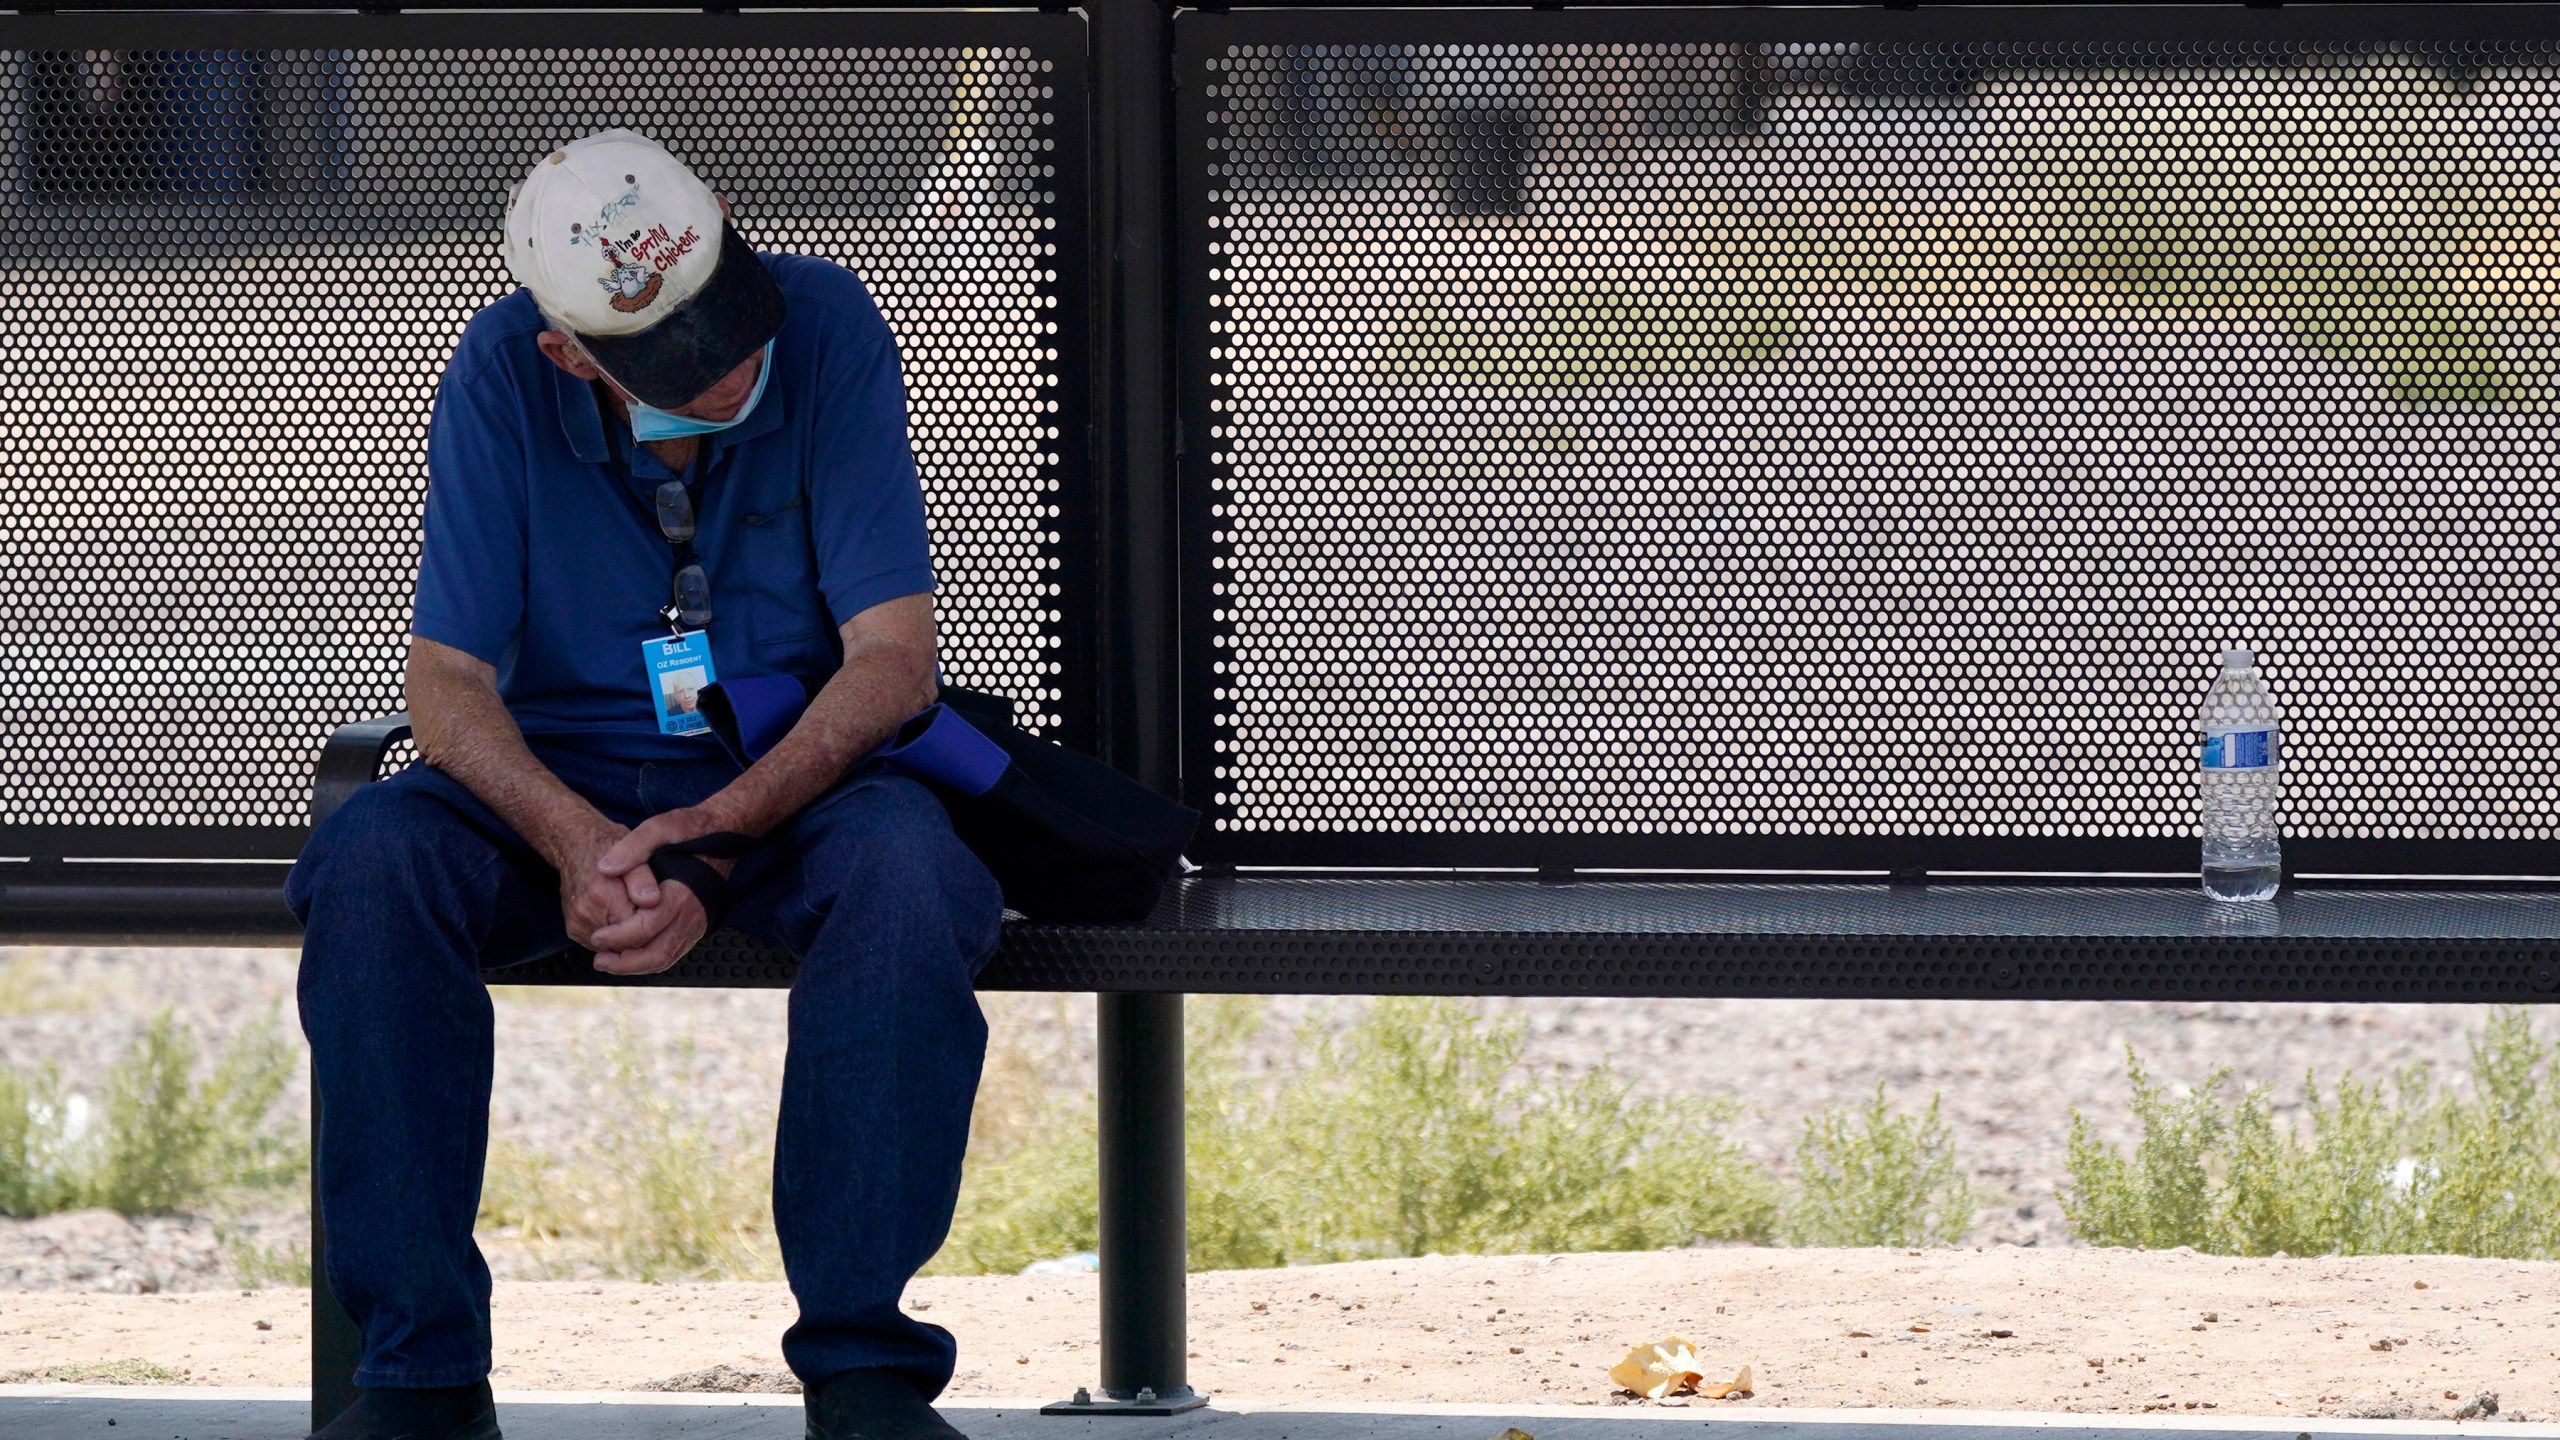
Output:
[7, 1247, 2553, 1422]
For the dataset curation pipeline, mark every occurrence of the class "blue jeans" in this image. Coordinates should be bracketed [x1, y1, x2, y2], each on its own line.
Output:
[285, 744, 1004, 1393]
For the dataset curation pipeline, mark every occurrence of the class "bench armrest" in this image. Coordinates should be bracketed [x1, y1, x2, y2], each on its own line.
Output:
[314, 713, 413, 829]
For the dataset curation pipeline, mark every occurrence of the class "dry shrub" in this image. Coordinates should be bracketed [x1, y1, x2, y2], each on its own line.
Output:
[1274, 998, 1774, 1262]
[1785, 1083, 1977, 1248]
[933, 996, 1778, 1274]
[2064, 1006, 2560, 1258]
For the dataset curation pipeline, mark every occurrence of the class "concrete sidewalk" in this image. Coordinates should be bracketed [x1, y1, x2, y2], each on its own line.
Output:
[2, 1389, 2549, 1440]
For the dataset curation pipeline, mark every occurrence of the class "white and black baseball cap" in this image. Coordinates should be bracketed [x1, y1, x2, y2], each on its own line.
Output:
[503, 129, 787, 410]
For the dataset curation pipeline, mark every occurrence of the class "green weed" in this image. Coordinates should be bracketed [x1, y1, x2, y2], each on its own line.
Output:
[0, 1011, 302, 1220]
[2063, 1007, 2560, 1257]
[0, 1063, 50, 1218]
[96, 1014, 301, 1215]
[1785, 1083, 1977, 1248]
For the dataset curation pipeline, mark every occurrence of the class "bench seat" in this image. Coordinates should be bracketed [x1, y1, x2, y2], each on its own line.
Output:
[989, 875, 2560, 1003]
[17, 866, 2553, 1006]
[10, 855, 2549, 1004]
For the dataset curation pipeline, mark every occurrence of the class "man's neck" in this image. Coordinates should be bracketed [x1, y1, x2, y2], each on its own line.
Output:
[596, 383, 702, 475]
[646, 434, 703, 476]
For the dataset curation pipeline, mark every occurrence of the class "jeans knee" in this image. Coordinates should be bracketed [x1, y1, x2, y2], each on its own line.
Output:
[795, 780, 1002, 963]
[288, 773, 494, 928]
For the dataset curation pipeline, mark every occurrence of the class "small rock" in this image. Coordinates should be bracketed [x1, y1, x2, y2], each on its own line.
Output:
[253, 1319, 272, 1331]
[2457, 1393, 2501, 1421]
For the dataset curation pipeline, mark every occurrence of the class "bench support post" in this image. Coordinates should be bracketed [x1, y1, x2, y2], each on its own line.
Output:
[1046, 991, 1201, 1416]
[311, 1080, 363, 1432]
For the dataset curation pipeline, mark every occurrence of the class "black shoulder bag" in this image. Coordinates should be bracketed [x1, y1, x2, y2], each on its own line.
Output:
[684, 677, 1196, 924]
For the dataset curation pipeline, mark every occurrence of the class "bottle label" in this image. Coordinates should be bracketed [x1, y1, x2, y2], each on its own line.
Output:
[2201, 730, 2280, 770]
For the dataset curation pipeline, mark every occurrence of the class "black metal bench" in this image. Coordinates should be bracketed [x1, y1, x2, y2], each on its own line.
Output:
[9, 1, 2560, 1434]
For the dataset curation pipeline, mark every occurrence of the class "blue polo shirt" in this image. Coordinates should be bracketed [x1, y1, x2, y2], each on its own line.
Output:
[411, 253, 933, 760]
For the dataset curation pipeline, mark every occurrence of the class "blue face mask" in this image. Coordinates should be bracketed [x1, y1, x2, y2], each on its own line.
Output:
[625, 341, 774, 442]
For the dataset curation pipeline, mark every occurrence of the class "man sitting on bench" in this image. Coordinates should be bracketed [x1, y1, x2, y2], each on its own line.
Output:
[286, 129, 1002, 1440]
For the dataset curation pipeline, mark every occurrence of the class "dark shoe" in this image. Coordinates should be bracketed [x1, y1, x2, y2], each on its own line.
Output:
[805, 1367, 966, 1440]
[310, 1380, 501, 1440]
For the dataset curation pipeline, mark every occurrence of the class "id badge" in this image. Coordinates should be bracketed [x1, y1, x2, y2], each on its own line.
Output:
[643, 631, 718, 736]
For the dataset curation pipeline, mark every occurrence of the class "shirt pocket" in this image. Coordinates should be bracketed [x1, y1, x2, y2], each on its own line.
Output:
[730, 488, 829, 658]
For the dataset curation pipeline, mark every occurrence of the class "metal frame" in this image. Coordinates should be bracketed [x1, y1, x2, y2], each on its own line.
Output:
[1173, 2, 2560, 880]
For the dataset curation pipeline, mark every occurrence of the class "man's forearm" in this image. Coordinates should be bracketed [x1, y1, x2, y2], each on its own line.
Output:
[697, 628, 937, 839]
[409, 649, 614, 866]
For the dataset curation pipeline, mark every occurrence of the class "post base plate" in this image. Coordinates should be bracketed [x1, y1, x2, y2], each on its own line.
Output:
[1041, 1386, 1210, 1418]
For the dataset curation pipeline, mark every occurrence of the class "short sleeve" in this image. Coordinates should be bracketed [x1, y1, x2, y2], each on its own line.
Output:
[410, 365, 530, 666]
[806, 315, 935, 626]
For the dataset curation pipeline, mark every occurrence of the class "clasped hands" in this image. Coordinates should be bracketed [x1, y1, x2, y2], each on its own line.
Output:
[559, 805, 738, 976]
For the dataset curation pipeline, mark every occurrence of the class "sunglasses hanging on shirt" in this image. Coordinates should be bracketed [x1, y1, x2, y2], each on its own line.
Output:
[653, 479, 713, 633]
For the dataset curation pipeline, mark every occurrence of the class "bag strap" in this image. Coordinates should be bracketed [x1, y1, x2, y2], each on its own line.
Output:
[644, 830, 764, 932]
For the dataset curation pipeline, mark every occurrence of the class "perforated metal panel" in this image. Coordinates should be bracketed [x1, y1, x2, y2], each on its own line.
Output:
[1179, 6, 2560, 876]
[0, 12, 1085, 860]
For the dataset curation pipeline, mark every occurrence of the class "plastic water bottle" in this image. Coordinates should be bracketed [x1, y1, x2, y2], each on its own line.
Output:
[2197, 648, 2282, 902]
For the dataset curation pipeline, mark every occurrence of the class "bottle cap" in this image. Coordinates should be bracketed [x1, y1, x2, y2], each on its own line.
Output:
[2219, 648, 2256, 670]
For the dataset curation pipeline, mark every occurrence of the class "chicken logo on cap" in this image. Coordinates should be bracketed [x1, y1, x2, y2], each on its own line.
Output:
[600, 262, 662, 313]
